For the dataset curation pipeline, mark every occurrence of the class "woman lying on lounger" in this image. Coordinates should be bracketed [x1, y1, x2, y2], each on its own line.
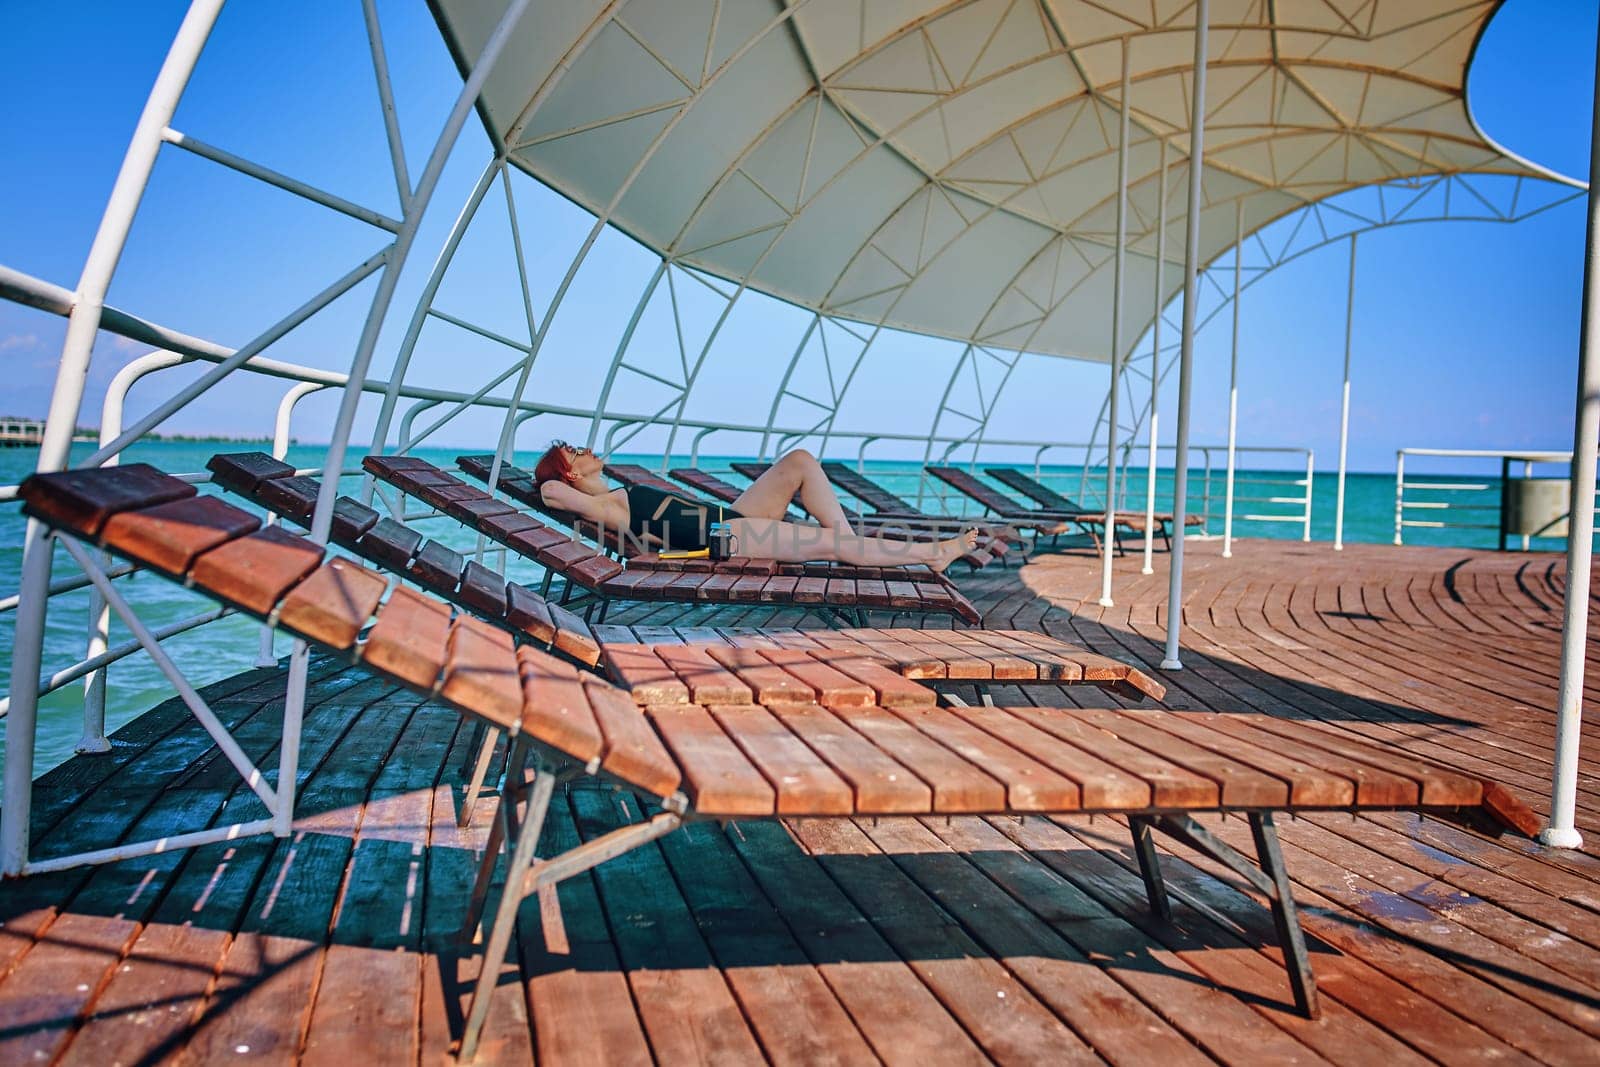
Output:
[534, 443, 978, 572]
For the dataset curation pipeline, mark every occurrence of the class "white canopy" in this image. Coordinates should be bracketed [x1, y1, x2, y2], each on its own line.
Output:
[432, 0, 1542, 361]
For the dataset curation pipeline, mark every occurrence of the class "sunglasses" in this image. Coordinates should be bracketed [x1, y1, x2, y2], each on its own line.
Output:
[552, 440, 593, 458]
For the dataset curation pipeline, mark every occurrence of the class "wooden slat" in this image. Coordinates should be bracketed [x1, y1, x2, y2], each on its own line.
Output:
[20, 463, 196, 535]
[100, 495, 261, 576]
[652, 644, 753, 704]
[1066, 708, 1291, 808]
[1151, 712, 1358, 807]
[354, 517, 423, 570]
[826, 704, 1002, 813]
[765, 704, 932, 814]
[457, 561, 508, 619]
[645, 704, 774, 816]
[205, 451, 294, 492]
[516, 646, 604, 765]
[756, 648, 874, 708]
[1016, 707, 1219, 808]
[1243, 717, 1483, 807]
[703, 646, 815, 704]
[277, 558, 388, 650]
[407, 540, 466, 592]
[707, 704, 854, 815]
[806, 652, 936, 707]
[951, 706, 1151, 810]
[546, 603, 602, 666]
[582, 678, 682, 798]
[504, 583, 557, 645]
[361, 585, 450, 691]
[889, 705, 1081, 811]
[190, 525, 324, 615]
[440, 616, 522, 733]
[603, 644, 690, 705]
[328, 496, 380, 544]
[255, 474, 321, 521]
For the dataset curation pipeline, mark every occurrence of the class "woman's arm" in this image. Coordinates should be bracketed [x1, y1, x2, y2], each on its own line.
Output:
[540, 480, 625, 527]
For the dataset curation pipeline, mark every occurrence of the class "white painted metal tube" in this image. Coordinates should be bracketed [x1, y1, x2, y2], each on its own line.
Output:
[361, 0, 412, 212]
[1, 607, 231, 720]
[86, 251, 387, 468]
[83, 349, 188, 752]
[59, 537, 279, 812]
[258, 381, 323, 667]
[1393, 450, 1406, 544]
[1542, 30, 1600, 850]
[1099, 37, 1132, 608]
[1, 0, 224, 878]
[1162, 0, 1209, 672]
[1334, 235, 1357, 551]
[1222, 200, 1242, 559]
[1142, 141, 1168, 576]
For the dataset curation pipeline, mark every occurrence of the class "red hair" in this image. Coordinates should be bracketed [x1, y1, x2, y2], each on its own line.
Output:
[533, 442, 572, 488]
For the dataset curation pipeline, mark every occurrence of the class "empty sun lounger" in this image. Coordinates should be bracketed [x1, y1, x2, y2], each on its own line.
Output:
[362, 453, 983, 626]
[987, 467, 1205, 548]
[18, 461, 1540, 1060]
[205, 452, 602, 666]
[926, 465, 1113, 553]
[591, 624, 1168, 703]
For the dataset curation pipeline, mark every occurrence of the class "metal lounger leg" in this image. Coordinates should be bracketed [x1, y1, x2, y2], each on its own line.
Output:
[1249, 812, 1318, 1018]
[458, 725, 504, 828]
[1150, 812, 1320, 1018]
[458, 720, 487, 776]
[460, 748, 556, 1062]
[1129, 816, 1172, 921]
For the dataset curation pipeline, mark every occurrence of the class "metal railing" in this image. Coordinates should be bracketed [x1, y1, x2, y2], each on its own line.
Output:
[1393, 447, 1600, 548]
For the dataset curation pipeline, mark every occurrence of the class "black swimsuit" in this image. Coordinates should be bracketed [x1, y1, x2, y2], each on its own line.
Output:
[623, 484, 739, 552]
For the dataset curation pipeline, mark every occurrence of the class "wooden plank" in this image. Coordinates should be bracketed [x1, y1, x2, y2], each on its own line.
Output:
[277, 557, 388, 649]
[952, 706, 1150, 809]
[757, 648, 875, 707]
[644, 704, 774, 815]
[19, 463, 195, 535]
[889, 705, 1081, 811]
[1245, 716, 1484, 807]
[206, 450, 294, 492]
[824, 704, 1002, 812]
[504, 582, 557, 644]
[361, 585, 451, 692]
[190, 525, 324, 615]
[440, 615, 522, 733]
[583, 678, 682, 798]
[100, 495, 261, 576]
[1016, 707, 1220, 808]
[407, 539, 466, 592]
[806, 652, 937, 708]
[706, 704, 854, 815]
[764, 704, 931, 813]
[456, 559, 509, 619]
[1065, 708, 1291, 808]
[547, 602, 602, 665]
[516, 645, 605, 765]
[652, 643, 753, 704]
[1151, 711, 1359, 807]
[353, 516, 422, 570]
[602, 643, 690, 704]
[704, 645, 816, 704]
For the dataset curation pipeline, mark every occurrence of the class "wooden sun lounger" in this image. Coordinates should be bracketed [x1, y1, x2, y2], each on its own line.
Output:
[205, 452, 602, 666]
[362, 453, 983, 626]
[987, 467, 1205, 548]
[18, 461, 1539, 1059]
[725, 460, 1012, 570]
[926, 465, 1114, 553]
[591, 625, 1167, 703]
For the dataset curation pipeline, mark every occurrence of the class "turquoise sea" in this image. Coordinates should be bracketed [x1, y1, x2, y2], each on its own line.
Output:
[0, 439, 1572, 777]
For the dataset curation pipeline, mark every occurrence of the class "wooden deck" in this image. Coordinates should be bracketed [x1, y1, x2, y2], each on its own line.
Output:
[3, 538, 1598, 1064]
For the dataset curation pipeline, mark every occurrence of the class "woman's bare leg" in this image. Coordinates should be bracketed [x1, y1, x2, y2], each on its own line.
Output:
[730, 517, 977, 571]
[731, 449, 854, 532]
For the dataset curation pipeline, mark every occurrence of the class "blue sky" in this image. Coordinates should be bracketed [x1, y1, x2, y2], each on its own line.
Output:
[0, 0, 1594, 474]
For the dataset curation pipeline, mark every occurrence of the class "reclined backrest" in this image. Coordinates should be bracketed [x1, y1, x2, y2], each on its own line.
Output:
[926, 466, 1042, 516]
[819, 461, 918, 516]
[207, 452, 603, 665]
[986, 467, 1083, 512]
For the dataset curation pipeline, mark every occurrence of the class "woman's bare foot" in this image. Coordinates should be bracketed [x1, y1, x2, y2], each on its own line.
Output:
[929, 528, 980, 573]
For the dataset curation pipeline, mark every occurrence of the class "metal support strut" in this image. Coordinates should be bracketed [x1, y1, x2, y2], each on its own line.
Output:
[1134, 812, 1319, 1018]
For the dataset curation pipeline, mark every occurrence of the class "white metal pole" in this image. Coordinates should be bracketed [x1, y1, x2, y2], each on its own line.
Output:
[82, 351, 187, 752]
[1334, 234, 1357, 550]
[1142, 142, 1168, 575]
[256, 381, 323, 667]
[277, 0, 535, 841]
[1393, 450, 1406, 544]
[1161, 0, 1209, 672]
[2, 0, 224, 878]
[1542, 23, 1600, 850]
[1222, 199, 1242, 558]
[1099, 37, 1132, 608]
